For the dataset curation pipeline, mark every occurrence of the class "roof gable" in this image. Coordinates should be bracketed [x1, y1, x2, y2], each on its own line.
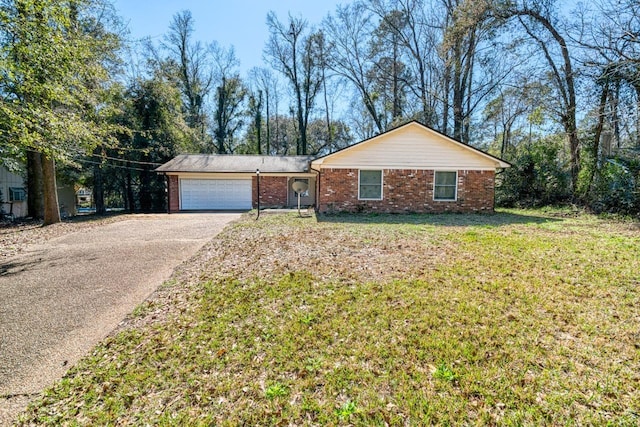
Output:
[312, 121, 510, 170]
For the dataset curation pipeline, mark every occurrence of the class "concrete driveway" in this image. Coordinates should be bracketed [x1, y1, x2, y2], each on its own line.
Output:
[0, 213, 240, 424]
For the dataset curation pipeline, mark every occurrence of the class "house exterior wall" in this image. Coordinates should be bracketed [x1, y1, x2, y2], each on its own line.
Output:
[253, 176, 288, 208]
[168, 175, 179, 213]
[166, 173, 310, 212]
[318, 168, 495, 214]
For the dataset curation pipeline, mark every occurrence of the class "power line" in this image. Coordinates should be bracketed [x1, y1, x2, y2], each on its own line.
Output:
[88, 153, 163, 166]
[73, 158, 150, 172]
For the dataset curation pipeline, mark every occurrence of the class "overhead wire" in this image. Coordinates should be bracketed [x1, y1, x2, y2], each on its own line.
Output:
[86, 153, 163, 166]
[73, 158, 149, 172]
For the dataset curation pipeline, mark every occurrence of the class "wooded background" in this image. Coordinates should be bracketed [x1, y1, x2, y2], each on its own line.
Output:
[1, 0, 639, 223]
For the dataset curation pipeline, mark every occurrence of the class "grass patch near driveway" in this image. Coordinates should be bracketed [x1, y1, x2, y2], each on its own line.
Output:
[18, 209, 640, 425]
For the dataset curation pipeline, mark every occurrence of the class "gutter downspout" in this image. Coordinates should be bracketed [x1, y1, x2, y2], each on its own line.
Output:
[255, 169, 260, 220]
[164, 174, 170, 214]
[310, 165, 321, 213]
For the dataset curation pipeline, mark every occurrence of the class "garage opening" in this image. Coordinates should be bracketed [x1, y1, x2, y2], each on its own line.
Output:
[180, 179, 252, 210]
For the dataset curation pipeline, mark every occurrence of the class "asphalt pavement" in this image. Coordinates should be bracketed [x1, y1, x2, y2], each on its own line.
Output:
[0, 213, 240, 425]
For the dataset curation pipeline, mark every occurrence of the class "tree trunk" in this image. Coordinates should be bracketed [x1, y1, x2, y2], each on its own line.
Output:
[126, 164, 135, 213]
[566, 120, 581, 190]
[256, 91, 263, 154]
[27, 150, 44, 219]
[585, 81, 609, 199]
[216, 78, 228, 154]
[322, 67, 333, 152]
[612, 81, 621, 149]
[265, 88, 271, 155]
[635, 84, 640, 148]
[140, 166, 152, 212]
[42, 155, 60, 226]
[392, 41, 402, 121]
[442, 61, 451, 135]
[511, 8, 581, 190]
[296, 93, 305, 154]
[94, 162, 105, 215]
[452, 45, 464, 141]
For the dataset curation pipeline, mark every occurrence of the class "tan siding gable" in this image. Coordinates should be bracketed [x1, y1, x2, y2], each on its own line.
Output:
[316, 124, 501, 169]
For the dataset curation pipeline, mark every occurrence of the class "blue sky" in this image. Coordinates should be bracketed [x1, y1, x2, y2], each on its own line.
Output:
[112, 0, 346, 74]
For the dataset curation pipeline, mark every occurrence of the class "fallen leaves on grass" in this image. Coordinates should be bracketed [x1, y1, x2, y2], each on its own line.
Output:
[16, 210, 640, 426]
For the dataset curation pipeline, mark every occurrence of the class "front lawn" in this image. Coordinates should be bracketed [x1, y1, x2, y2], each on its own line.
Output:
[18, 209, 640, 425]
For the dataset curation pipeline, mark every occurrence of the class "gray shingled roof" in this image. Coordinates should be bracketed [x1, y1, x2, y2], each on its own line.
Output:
[155, 154, 314, 174]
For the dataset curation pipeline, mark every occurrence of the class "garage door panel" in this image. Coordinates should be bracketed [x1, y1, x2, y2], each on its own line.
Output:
[181, 179, 252, 210]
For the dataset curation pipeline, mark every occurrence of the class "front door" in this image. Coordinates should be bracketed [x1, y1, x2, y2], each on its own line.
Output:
[288, 177, 315, 208]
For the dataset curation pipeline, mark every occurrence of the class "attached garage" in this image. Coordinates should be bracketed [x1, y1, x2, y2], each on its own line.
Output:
[180, 178, 252, 210]
[156, 154, 315, 213]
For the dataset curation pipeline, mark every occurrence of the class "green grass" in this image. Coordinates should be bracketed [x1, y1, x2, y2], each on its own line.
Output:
[17, 209, 640, 425]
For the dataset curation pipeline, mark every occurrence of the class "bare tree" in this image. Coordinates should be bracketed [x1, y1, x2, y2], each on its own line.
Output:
[369, 8, 410, 126]
[248, 67, 282, 155]
[210, 43, 246, 153]
[265, 12, 324, 154]
[369, 0, 440, 127]
[494, 1, 581, 189]
[441, 0, 502, 143]
[164, 10, 214, 147]
[323, 3, 385, 133]
[577, 0, 640, 148]
[483, 79, 549, 157]
[310, 31, 336, 152]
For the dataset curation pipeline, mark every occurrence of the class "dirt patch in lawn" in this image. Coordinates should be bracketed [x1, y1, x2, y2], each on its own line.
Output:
[120, 212, 453, 333]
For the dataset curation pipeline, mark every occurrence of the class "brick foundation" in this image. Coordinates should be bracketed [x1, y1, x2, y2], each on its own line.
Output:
[253, 176, 288, 208]
[318, 168, 495, 214]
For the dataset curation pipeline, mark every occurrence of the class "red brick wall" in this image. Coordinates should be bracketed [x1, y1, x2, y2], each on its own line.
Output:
[168, 175, 179, 213]
[318, 168, 495, 213]
[253, 176, 288, 208]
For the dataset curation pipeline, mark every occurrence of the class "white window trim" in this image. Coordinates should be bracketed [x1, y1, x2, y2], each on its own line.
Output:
[9, 187, 26, 202]
[433, 171, 458, 202]
[358, 169, 383, 201]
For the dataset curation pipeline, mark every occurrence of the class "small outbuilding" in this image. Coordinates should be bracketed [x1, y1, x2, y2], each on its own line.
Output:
[0, 165, 27, 218]
[156, 121, 510, 214]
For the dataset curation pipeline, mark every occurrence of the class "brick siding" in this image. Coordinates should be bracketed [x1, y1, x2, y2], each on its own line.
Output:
[168, 175, 179, 213]
[318, 168, 495, 214]
[253, 176, 288, 208]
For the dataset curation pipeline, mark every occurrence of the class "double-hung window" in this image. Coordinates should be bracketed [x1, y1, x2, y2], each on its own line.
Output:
[433, 171, 457, 201]
[359, 170, 383, 200]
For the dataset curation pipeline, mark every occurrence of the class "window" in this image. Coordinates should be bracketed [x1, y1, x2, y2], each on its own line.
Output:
[9, 187, 26, 202]
[434, 171, 457, 201]
[359, 170, 382, 200]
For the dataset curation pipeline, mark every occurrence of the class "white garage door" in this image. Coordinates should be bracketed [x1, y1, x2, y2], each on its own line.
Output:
[180, 179, 252, 210]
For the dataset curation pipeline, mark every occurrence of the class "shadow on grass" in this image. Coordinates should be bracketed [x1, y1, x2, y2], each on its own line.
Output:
[316, 210, 561, 227]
